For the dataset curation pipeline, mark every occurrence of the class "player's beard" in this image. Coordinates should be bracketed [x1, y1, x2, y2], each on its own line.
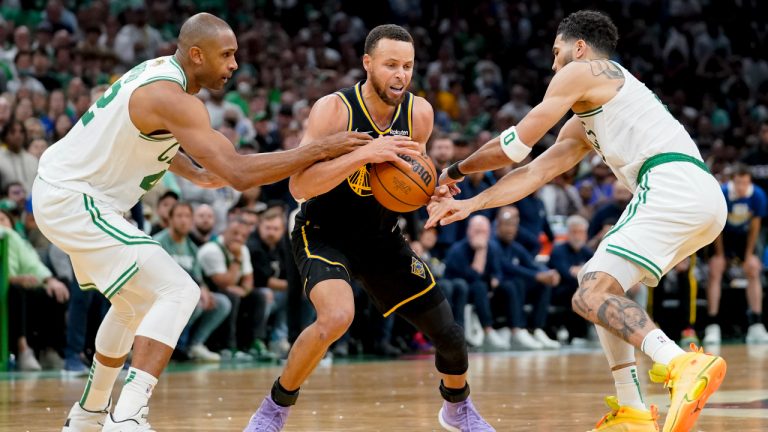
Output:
[370, 74, 406, 106]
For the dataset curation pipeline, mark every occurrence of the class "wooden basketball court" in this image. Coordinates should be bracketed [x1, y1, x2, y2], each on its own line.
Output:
[2, 345, 767, 431]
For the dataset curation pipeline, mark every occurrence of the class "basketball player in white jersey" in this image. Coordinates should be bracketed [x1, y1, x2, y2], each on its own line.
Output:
[32, 13, 386, 432]
[426, 10, 726, 432]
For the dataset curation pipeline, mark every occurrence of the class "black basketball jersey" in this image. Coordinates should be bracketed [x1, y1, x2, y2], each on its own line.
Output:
[296, 81, 415, 235]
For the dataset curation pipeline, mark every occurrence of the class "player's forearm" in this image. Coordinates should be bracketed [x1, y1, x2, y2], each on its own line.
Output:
[469, 164, 547, 211]
[290, 149, 370, 200]
[234, 145, 326, 190]
[458, 136, 514, 174]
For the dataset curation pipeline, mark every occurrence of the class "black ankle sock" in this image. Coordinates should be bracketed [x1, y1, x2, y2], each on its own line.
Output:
[439, 380, 470, 403]
[747, 310, 763, 326]
[271, 377, 300, 407]
[704, 314, 719, 327]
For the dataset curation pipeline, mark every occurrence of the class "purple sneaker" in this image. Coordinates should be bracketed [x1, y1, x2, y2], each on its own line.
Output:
[243, 396, 290, 432]
[438, 397, 495, 432]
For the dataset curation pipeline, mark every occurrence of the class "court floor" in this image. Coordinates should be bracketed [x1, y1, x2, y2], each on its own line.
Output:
[2, 345, 767, 431]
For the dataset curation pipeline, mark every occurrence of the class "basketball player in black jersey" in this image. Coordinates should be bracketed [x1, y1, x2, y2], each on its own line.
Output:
[244, 25, 495, 432]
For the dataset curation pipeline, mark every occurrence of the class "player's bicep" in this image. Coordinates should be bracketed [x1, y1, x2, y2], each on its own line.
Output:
[298, 94, 349, 148]
[411, 96, 433, 153]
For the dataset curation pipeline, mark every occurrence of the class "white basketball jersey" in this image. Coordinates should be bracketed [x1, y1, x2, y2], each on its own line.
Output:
[38, 56, 187, 213]
[576, 61, 703, 191]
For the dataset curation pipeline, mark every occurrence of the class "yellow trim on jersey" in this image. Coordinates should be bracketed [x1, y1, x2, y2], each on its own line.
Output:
[407, 93, 414, 138]
[383, 259, 436, 317]
[354, 82, 401, 135]
[335, 92, 353, 131]
[301, 222, 349, 274]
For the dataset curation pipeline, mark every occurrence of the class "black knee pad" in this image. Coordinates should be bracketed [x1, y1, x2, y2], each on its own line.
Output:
[432, 323, 468, 376]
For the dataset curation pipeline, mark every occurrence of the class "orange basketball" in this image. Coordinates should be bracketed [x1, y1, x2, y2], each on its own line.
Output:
[370, 153, 437, 213]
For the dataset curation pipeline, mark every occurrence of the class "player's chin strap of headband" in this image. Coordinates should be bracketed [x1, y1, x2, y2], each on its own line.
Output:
[499, 125, 532, 162]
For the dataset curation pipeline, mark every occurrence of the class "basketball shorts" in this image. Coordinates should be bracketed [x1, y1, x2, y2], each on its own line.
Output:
[32, 177, 164, 299]
[579, 156, 727, 290]
[291, 220, 445, 317]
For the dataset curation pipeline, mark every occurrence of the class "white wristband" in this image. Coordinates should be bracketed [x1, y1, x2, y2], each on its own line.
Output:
[499, 125, 531, 162]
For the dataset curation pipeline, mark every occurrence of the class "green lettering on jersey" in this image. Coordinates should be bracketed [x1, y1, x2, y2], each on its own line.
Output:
[81, 81, 123, 126]
[139, 169, 167, 192]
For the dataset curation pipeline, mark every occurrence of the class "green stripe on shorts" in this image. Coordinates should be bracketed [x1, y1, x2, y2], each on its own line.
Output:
[83, 195, 159, 246]
[104, 262, 139, 299]
[606, 244, 662, 280]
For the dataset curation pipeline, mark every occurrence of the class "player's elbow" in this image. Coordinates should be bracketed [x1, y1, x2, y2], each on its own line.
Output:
[289, 176, 312, 201]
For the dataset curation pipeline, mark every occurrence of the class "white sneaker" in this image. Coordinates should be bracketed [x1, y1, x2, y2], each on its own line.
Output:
[533, 328, 561, 349]
[40, 348, 65, 370]
[62, 401, 110, 432]
[510, 329, 544, 350]
[702, 324, 721, 345]
[746, 323, 768, 344]
[18, 349, 42, 371]
[482, 329, 511, 350]
[269, 338, 291, 357]
[188, 344, 221, 362]
[103, 406, 155, 432]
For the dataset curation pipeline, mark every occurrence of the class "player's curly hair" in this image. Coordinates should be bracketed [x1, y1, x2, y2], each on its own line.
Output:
[557, 10, 619, 56]
[364, 24, 413, 55]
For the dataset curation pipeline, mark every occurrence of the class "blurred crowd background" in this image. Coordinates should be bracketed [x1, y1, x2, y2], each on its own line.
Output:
[2, 0, 768, 373]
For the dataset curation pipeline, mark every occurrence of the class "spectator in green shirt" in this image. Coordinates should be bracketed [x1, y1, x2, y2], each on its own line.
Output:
[153, 202, 231, 362]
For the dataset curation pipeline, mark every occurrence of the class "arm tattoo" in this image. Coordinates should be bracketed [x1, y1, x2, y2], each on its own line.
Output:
[596, 296, 650, 341]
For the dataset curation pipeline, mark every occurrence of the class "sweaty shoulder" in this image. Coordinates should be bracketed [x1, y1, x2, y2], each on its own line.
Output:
[411, 95, 434, 145]
[130, 81, 206, 133]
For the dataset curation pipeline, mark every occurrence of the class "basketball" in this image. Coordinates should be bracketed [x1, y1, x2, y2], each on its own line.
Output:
[370, 153, 437, 213]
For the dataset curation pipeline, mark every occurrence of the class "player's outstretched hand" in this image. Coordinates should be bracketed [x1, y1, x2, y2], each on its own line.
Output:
[424, 197, 476, 229]
[365, 135, 422, 171]
[319, 131, 373, 159]
[437, 168, 462, 196]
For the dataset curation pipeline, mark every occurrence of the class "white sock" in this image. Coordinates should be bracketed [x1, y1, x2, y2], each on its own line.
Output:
[641, 329, 685, 365]
[613, 366, 646, 410]
[113, 367, 158, 421]
[595, 325, 646, 410]
[80, 358, 122, 411]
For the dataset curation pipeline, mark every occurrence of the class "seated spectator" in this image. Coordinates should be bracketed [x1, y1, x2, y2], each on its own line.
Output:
[154, 202, 232, 362]
[149, 190, 178, 235]
[444, 215, 510, 349]
[514, 194, 553, 256]
[190, 203, 216, 246]
[548, 215, 594, 343]
[537, 169, 586, 220]
[198, 217, 268, 359]
[494, 206, 561, 349]
[587, 181, 632, 251]
[0, 208, 69, 370]
[705, 164, 768, 344]
[246, 207, 289, 356]
[413, 226, 468, 329]
[0, 119, 37, 191]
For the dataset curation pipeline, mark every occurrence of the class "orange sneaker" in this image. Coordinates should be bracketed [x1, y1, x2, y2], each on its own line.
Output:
[648, 344, 727, 432]
[589, 396, 659, 431]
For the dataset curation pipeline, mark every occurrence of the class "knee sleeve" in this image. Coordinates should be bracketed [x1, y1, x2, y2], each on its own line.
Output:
[130, 250, 201, 348]
[96, 288, 150, 358]
[432, 323, 469, 375]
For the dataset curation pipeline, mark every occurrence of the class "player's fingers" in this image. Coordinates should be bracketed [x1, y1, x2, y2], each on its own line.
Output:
[392, 156, 412, 171]
[345, 131, 374, 140]
[449, 184, 461, 196]
[440, 209, 466, 226]
[393, 140, 420, 150]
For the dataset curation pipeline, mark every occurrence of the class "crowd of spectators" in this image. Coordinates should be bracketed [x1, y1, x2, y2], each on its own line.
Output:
[2, 0, 768, 372]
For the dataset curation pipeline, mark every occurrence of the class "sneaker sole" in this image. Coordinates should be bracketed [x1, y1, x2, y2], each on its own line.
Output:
[438, 408, 461, 432]
[663, 356, 727, 432]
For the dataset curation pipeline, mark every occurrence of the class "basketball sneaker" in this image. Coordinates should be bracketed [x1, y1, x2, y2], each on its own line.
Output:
[103, 406, 155, 432]
[438, 397, 496, 431]
[244, 396, 290, 432]
[589, 396, 659, 431]
[648, 344, 727, 432]
[62, 400, 110, 432]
